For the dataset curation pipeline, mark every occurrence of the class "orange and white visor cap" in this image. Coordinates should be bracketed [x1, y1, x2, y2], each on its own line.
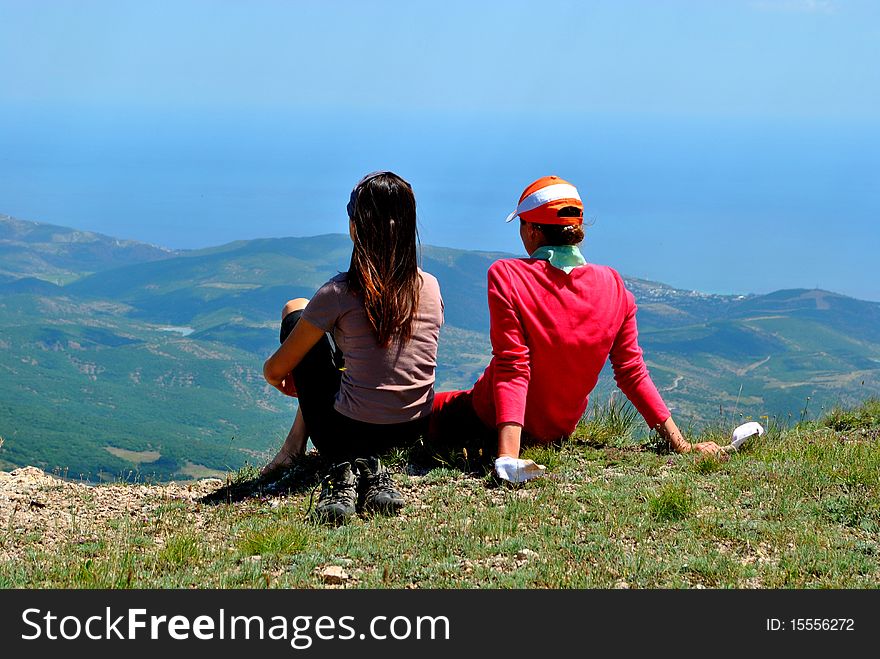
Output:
[504, 175, 584, 226]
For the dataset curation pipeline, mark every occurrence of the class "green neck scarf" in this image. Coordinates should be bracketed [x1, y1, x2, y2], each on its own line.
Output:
[530, 244, 587, 274]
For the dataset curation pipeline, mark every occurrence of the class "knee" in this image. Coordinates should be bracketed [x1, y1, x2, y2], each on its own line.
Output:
[282, 297, 309, 319]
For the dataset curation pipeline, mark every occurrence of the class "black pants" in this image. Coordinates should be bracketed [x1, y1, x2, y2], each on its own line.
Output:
[280, 310, 427, 463]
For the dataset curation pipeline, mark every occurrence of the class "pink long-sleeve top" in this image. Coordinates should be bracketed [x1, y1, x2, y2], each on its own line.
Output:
[470, 257, 671, 441]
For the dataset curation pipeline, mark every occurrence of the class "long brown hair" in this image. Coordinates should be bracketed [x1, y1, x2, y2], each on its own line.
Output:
[346, 171, 421, 347]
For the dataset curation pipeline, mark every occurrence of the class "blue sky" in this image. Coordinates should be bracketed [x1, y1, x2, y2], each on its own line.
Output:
[3, 0, 877, 116]
[1, 0, 878, 299]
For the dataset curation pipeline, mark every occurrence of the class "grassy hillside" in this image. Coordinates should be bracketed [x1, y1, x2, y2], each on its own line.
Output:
[0, 292, 288, 480]
[67, 234, 504, 333]
[637, 291, 880, 423]
[0, 288, 491, 481]
[2, 216, 880, 481]
[2, 399, 878, 588]
[0, 214, 175, 284]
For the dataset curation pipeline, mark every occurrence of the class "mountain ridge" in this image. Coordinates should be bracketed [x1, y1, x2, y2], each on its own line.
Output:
[5, 213, 872, 310]
[2, 213, 878, 480]
[0, 213, 177, 284]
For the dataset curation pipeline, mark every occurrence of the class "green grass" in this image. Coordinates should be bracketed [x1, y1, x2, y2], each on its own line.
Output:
[575, 395, 641, 447]
[2, 399, 880, 588]
[820, 398, 880, 432]
[158, 534, 205, 567]
[648, 483, 694, 521]
[237, 521, 312, 559]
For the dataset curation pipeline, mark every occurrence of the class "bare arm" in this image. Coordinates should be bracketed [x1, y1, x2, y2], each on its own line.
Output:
[497, 422, 523, 458]
[263, 316, 325, 389]
[656, 416, 723, 455]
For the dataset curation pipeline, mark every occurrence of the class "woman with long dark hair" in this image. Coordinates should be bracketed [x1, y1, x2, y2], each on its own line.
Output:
[262, 171, 443, 522]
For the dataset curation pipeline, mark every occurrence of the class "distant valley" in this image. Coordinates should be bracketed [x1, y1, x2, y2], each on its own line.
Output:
[2, 213, 879, 480]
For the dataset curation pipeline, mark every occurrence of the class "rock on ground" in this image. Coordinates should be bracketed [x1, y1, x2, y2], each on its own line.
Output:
[0, 466, 222, 562]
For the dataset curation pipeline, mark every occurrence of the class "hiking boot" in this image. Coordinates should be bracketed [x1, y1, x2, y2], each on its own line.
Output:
[354, 456, 405, 515]
[313, 462, 358, 524]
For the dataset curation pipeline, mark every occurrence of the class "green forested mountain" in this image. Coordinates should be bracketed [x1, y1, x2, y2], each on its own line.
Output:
[0, 214, 176, 284]
[2, 215, 878, 480]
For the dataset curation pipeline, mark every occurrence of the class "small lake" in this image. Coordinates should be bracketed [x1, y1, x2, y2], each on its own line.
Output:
[157, 326, 195, 337]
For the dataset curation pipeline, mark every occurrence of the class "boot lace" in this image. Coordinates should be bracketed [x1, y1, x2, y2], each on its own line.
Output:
[307, 464, 355, 516]
[363, 469, 398, 500]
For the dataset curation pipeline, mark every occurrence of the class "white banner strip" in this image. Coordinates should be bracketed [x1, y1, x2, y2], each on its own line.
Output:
[516, 183, 581, 214]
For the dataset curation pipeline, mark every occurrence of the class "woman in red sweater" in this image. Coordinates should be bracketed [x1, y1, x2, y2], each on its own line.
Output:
[429, 176, 721, 483]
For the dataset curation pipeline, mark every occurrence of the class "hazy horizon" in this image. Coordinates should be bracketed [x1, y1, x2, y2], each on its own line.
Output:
[1, 1, 878, 301]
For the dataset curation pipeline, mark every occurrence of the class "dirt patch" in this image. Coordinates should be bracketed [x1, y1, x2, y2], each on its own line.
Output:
[0, 466, 221, 562]
[180, 462, 228, 479]
[104, 446, 162, 463]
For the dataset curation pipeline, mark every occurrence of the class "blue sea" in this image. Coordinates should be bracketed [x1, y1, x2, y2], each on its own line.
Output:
[1, 104, 878, 301]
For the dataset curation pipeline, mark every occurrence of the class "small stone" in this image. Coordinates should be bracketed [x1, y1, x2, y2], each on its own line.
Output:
[317, 565, 349, 585]
[614, 580, 630, 589]
[515, 548, 538, 561]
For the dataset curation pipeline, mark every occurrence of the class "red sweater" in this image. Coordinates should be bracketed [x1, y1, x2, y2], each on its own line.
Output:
[470, 258, 670, 441]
